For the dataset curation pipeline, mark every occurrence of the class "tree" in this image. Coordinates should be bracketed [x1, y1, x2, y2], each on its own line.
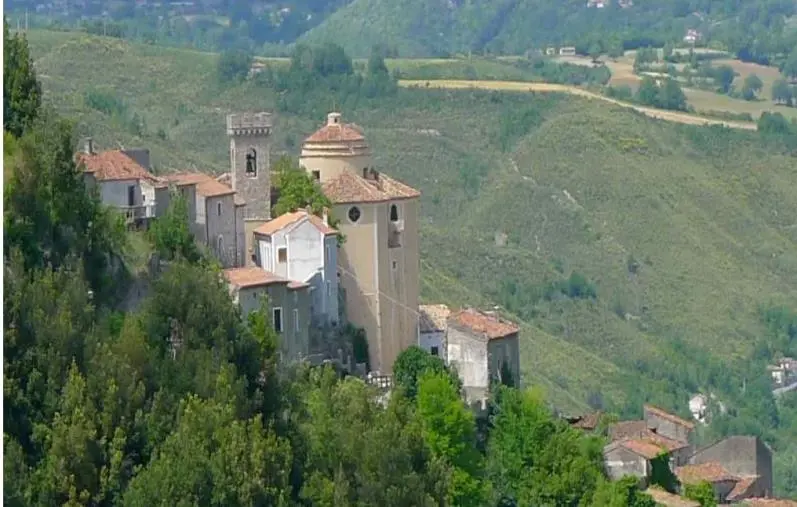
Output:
[771, 78, 793, 106]
[367, 47, 389, 76]
[416, 372, 490, 507]
[712, 65, 736, 94]
[272, 156, 333, 217]
[592, 477, 656, 507]
[588, 43, 602, 63]
[741, 73, 763, 100]
[683, 481, 718, 507]
[658, 78, 687, 111]
[217, 48, 253, 84]
[783, 49, 797, 82]
[147, 192, 201, 263]
[635, 77, 660, 106]
[486, 387, 604, 506]
[3, 19, 42, 137]
[393, 345, 461, 400]
[758, 111, 792, 135]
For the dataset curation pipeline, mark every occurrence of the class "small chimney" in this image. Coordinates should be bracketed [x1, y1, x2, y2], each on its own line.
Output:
[84, 137, 94, 154]
[322, 207, 329, 226]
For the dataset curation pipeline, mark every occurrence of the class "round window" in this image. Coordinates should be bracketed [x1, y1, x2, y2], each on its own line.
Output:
[348, 206, 361, 223]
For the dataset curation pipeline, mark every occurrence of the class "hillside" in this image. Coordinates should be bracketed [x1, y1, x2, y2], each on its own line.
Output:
[26, 29, 797, 492]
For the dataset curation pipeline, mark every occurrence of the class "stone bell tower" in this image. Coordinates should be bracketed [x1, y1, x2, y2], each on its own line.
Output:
[227, 112, 273, 265]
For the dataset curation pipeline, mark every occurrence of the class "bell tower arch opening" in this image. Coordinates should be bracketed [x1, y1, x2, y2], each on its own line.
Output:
[227, 112, 272, 221]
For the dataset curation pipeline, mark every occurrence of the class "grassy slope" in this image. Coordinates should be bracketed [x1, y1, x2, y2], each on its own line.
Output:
[28, 30, 797, 420]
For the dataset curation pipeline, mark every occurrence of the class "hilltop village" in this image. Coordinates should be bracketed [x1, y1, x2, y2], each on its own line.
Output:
[77, 110, 795, 507]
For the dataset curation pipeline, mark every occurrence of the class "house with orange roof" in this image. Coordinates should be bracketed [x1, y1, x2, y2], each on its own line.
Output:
[76, 138, 164, 226]
[603, 437, 669, 484]
[163, 172, 246, 268]
[445, 308, 520, 409]
[252, 208, 339, 326]
[298, 112, 421, 374]
[223, 266, 311, 362]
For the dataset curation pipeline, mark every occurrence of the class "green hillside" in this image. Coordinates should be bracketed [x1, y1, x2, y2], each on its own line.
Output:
[27, 29, 797, 493]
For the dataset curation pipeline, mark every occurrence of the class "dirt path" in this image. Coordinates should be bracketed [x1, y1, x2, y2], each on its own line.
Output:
[399, 79, 757, 131]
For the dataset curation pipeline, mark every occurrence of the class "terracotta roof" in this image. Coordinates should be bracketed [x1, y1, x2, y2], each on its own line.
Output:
[321, 170, 420, 204]
[645, 432, 690, 452]
[305, 122, 366, 143]
[76, 150, 163, 185]
[744, 499, 797, 507]
[645, 487, 700, 507]
[610, 420, 649, 441]
[569, 411, 603, 430]
[419, 304, 451, 333]
[164, 172, 236, 198]
[224, 267, 289, 289]
[728, 476, 760, 501]
[644, 405, 696, 430]
[216, 172, 231, 186]
[254, 210, 337, 236]
[675, 462, 736, 484]
[619, 438, 667, 459]
[448, 308, 519, 340]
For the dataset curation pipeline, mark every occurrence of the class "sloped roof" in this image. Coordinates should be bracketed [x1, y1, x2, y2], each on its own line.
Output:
[646, 487, 700, 507]
[164, 172, 236, 198]
[610, 420, 649, 441]
[321, 170, 421, 204]
[76, 150, 164, 185]
[254, 209, 336, 236]
[744, 499, 797, 507]
[305, 122, 366, 143]
[569, 411, 603, 431]
[448, 308, 519, 340]
[675, 462, 736, 484]
[419, 304, 451, 333]
[728, 476, 761, 501]
[223, 267, 308, 290]
[644, 404, 696, 430]
[618, 438, 667, 460]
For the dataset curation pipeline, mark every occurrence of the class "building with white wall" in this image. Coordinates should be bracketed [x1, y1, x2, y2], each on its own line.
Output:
[418, 304, 450, 358]
[252, 208, 340, 326]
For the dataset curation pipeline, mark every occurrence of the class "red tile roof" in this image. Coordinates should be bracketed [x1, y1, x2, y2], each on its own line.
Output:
[321, 170, 421, 204]
[728, 476, 760, 501]
[448, 308, 519, 340]
[610, 420, 649, 441]
[254, 210, 337, 236]
[76, 150, 163, 185]
[619, 438, 667, 459]
[675, 462, 736, 484]
[305, 122, 366, 143]
[743, 499, 797, 507]
[569, 411, 603, 430]
[223, 267, 308, 290]
[644, 404, 696, 430]
[164, 172, 236, 198]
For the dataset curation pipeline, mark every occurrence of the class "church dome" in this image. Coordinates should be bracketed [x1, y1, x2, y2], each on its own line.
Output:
[301, 112, 370, 158]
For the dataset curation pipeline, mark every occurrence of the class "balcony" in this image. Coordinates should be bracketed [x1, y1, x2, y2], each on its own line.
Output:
[119, 204, 155, 222]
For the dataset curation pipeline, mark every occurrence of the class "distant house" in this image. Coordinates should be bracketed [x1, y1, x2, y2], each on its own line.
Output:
[566, 411, 603, 431]
[603, 438, 667, 484]
[445, 308, 520, 409]
[689, 394, 708, 424]
[76, 138, 162, 227]
[418, 304, 450, 357]
[684, 29, 702, 44]
[607, 405, 694, 468]
[559, 46, 577, 57]
[680, 435, 773, 503]
[223, 266, 311, 362]
[252, 208, 339, 326]
[164, 172, 246, 268]
[586, 0, 607, 8]
[767, 357, 797, 387]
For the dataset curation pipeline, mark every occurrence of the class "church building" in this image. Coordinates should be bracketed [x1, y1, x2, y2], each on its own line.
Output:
[299, 112, 421, 374]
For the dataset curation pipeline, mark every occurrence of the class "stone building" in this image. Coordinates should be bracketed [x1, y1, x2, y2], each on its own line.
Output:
[445, 308, 520, 408]
[227, 112, 273, 265]
[252, 208, 340, 326]
[223, 266, 311, 362]
[164, 172, 246, 268]
[298, 111, 421, 374]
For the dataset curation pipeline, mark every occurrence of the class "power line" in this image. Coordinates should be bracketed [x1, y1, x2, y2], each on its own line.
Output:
[336, 264, 425, 320]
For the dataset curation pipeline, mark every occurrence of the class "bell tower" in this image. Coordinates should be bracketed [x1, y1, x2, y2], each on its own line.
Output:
[227, 112, 273, 265]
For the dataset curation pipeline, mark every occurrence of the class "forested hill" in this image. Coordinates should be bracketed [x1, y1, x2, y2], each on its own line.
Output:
[7, 0, 797, 63]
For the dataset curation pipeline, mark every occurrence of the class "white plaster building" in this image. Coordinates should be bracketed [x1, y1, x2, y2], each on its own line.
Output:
[253, 208, 340, 326]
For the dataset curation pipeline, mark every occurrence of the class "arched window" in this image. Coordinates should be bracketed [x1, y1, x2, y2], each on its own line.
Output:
[348, 206, 361, 223]
[217, 235, 224, 255]
[245, 148, 257, 177]
[390, 204, 399, 222]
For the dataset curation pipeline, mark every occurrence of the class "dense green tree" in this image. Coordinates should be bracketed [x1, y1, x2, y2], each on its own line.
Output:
[486, 387, 604, 506]
[147, 192, 201, 263]
[592, 477, 657, 507]
[217, 48, 253, 83]
[783, 49, 797, 81]
[272, 156, 333, 217]
[772, 78, 794, 105]
[712, 65, 736, 94]
[393, 345, 461, 400]
[741, 73, 764, 100]
[658, 78, 687, 111]
[3, 19, 42, 137]
[683, 481, 718, 507]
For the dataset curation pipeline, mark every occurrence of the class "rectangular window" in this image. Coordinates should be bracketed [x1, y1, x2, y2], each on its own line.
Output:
[127, 185, 136, 206]
[277, 247, 287, 263]
[326, 280, 332, 298]
[217, 201, 222, 216]
[272, 308, 283, 333]
[312, 170, 320, 181]
[293, 309, 299, 332]
[431, 346, 439, 356]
